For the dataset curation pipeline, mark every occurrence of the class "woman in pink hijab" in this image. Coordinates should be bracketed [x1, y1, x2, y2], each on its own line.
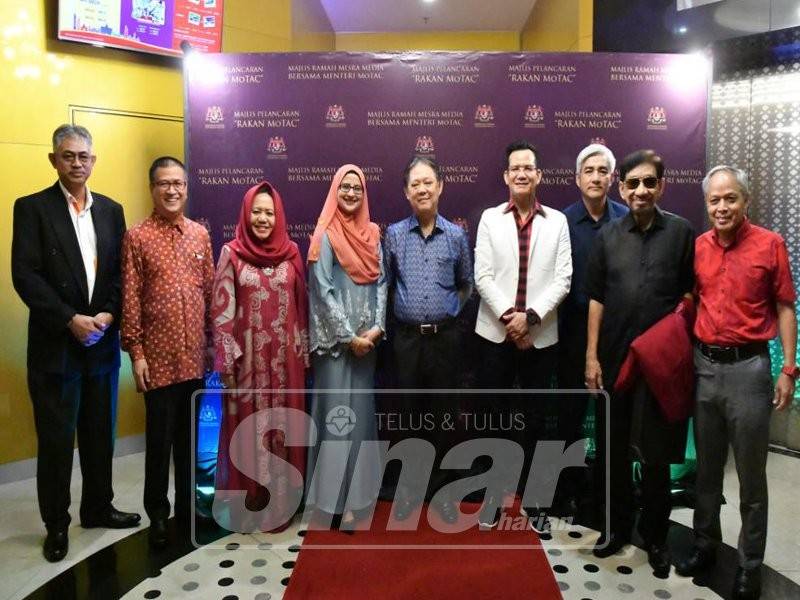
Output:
[211, 181, 308, 533]
[305, 165, 386, 531]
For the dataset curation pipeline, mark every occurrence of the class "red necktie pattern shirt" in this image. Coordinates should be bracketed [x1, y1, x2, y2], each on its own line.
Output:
[121, 213, 214, 390]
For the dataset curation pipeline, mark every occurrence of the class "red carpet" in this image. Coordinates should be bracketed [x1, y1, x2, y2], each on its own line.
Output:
[284, 500, 562, 599]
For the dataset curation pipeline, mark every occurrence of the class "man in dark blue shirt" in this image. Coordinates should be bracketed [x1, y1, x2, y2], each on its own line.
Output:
[557, 144, 628, 518]
[384, 155, 473, 523]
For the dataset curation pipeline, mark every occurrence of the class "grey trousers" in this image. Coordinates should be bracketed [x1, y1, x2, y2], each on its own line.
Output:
[693, 347, 773, 569]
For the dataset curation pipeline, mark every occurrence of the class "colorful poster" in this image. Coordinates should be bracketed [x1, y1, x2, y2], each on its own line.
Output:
[58, 0, 223, 56]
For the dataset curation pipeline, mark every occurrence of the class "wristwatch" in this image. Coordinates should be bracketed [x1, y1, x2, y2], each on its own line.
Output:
[781, 365, 800, 380]
[525, 308, 540, 326]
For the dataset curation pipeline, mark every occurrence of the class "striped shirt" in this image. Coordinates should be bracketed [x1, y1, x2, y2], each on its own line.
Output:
[503, 199, 544, 312]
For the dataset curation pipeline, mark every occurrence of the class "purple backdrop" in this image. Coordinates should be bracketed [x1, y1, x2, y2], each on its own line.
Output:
[185, 52, 709, 256]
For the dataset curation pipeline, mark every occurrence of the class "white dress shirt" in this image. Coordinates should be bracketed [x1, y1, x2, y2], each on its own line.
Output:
[59, 181, 97, 302]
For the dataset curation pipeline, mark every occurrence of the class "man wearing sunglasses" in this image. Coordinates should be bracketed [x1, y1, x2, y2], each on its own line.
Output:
[677, 166, 797, 599]
[584, 150, 695, 576]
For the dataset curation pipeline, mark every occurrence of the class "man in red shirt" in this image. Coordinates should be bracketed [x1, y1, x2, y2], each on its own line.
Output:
[121, 156, 214, 548]
[677, 166, 797, 600]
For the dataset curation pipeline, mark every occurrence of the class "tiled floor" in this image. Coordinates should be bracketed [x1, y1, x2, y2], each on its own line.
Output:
[542, 521, 719, 600]
[671, 451, 800, 584]
[0, 453, 147, 600]
[121, 519, 720, 600]
[1, 450, 798, 600]
[122, 530, 301, 600]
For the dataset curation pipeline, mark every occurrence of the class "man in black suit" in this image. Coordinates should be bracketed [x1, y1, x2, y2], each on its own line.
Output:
[11, 124, 140, 562]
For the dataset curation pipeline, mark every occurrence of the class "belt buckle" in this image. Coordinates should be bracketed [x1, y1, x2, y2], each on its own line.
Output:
[702, 343, 723, 363]
[711, 345, 736, 362]
[420, 323, 437, 335]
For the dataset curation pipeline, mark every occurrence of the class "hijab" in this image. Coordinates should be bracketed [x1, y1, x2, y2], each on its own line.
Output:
[307, 164, 380, 284]
[227, 181, 308, 328]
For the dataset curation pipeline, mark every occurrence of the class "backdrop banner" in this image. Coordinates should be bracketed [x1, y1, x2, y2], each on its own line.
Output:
[185, 51, 709, 255]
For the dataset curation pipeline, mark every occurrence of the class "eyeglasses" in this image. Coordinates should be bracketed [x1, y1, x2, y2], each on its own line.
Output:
[58, 152, 93, 164]
[154, 180, 187, 191]
[339, 183, 364, 195]
[623, 176, 659, 190]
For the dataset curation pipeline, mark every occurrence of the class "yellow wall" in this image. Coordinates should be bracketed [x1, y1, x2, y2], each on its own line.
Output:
[1, 0, 591, 466]
[223, 0, 292, 52]
[335, 31, 521, 52]
[1, 0, 184, 464]
[0, 0, 294, 465]
[522, 0, 593, 52]
[292, 0, 335, 51]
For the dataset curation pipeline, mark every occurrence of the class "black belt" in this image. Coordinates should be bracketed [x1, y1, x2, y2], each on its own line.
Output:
[397, 319, 454, 335]
[697, 341, 768, 363]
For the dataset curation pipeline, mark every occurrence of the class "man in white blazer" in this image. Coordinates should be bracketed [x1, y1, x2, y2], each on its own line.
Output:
[474, 140, 572, 530]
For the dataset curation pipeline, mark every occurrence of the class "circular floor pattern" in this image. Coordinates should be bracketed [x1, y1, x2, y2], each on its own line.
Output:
[540, 518, 722, 600]
[119, 518, 725, 600]
[121, 526, 304, 600]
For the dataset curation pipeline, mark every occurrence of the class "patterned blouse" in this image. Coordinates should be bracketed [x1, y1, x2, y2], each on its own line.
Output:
[308, 233, 387, 357]
[120, 213, 214, 390]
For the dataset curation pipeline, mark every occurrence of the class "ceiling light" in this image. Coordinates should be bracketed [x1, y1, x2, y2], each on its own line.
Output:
[677, 26, 688, 34]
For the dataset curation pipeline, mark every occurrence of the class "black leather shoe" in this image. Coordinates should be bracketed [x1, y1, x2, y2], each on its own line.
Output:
[675, 547, 716, 577]
[732, 566, 761, 600]
[432, 498, 458, 524]
[82, 507, 142, 529]
[43, 529, 68, 562]
[148, 518, 169, 548]
[592, 532, 630, 558]
[647, 544, 671, 579]
[393, 496, 417, 522]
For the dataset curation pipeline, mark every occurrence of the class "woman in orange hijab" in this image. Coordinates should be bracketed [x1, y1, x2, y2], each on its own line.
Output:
[305, 165, 386, 531]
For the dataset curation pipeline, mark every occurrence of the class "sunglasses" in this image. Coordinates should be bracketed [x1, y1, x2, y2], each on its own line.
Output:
[623, 176, 659, 190]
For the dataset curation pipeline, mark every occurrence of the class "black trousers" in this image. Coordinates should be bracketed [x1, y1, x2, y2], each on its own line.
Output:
[28, 368, 118, 531]
[555, 329, 591, 503]
[593, 385, 672, 546]
[392, 323, 461, 500]
[475, 337, 558, 500]
[143, 379, 201, 524]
